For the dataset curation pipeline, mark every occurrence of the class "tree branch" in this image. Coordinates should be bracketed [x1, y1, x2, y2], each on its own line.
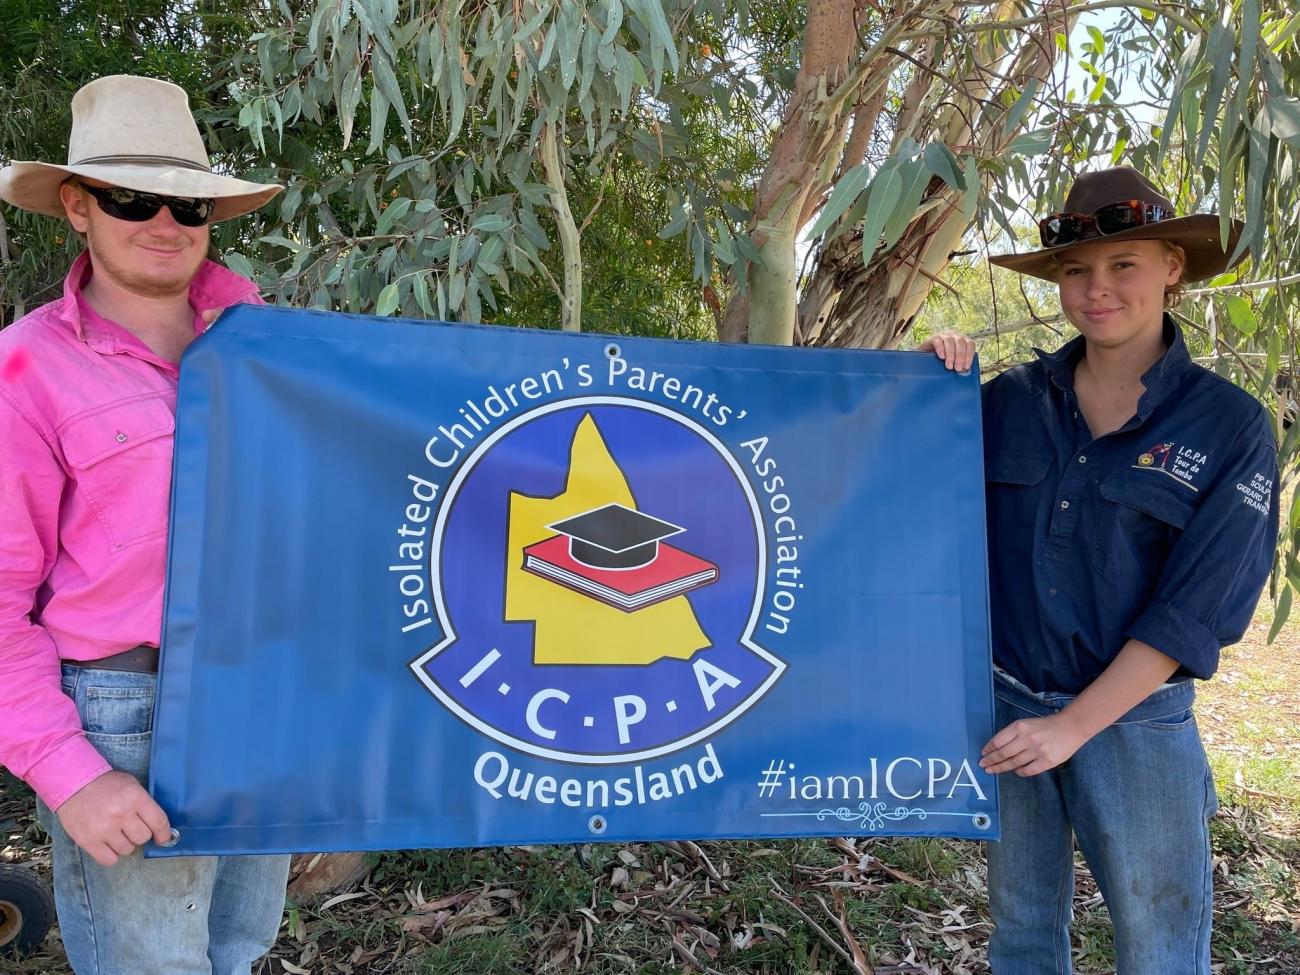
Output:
[0, 209, 9, 318]
[919, 0, 1199, 37]
[540, 119, 583, 332]
[1184, 271, 1300, 297]
[967, 313, 1065, 340]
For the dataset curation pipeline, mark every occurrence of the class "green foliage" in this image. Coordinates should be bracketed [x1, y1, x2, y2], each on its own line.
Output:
[219, 0, 730, 327]
[4, 0, 1300, 618]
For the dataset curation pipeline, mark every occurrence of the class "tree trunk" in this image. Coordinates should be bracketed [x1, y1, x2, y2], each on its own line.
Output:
[286, 852, 370, 902]
[723, 0, 860, 346]
[541, 120, 583, 332]
[799, 0, 1076, 349]
[800, 186, 972, 348]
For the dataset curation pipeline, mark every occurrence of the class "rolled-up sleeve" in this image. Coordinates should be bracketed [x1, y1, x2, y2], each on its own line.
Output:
[1126, 412, 1280, 679]
[0, 393, 110, 808]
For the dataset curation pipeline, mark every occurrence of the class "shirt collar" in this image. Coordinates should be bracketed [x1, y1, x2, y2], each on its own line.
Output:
[1032, 315, 1194, 420]
[1033, 331, 1086, 392]
[57, 250, 261, 346]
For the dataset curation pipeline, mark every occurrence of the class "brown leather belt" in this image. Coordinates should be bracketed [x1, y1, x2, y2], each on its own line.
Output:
[76, 645, 160, 674]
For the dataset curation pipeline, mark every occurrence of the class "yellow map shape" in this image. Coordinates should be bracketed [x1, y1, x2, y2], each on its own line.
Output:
[505, 413, 711, 665]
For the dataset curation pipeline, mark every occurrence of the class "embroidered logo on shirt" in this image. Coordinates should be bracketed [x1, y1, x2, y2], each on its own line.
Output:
[1136, 442, 1173, 468]
[1132, 441, 1206, 492]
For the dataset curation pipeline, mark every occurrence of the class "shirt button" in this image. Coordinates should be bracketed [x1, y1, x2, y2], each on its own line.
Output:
[1059, 500, 1070, 510]
[1078, 455, 1087, 464]
[115, 432, 128, 443]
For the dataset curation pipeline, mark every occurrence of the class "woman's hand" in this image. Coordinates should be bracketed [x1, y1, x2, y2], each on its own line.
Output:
[916, 332, 976, 373]
[979, 713, 1088, 777]
[981, 643, 1180, 779]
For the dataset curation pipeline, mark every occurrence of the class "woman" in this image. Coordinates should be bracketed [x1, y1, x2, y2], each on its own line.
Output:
[925, 166, 1278, 974]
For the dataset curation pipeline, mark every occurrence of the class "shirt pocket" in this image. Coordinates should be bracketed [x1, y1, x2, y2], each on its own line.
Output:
[985, 450, 1052, 554]
[1096, 471, 1196, 577]
[61, 397, 176, 551]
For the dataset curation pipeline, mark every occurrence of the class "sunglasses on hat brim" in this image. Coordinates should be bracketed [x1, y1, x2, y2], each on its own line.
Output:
[79, 183, 216, 227]
[1038, 200, 1173, 248]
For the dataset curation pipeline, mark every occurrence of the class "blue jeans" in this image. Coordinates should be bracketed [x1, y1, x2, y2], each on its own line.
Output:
[36, 665, 290, 975]
[985, 672, 1217, 975]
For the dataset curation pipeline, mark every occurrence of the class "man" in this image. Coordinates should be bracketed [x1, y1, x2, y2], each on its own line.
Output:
[0, 75, 289, 974]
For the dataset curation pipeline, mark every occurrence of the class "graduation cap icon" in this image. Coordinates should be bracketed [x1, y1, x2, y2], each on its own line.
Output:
[522, 503, 719, 611]
[549, 504, 684, 569]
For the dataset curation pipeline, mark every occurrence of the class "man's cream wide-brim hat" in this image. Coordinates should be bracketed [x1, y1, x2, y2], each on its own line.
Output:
[0, 74, 281, 223]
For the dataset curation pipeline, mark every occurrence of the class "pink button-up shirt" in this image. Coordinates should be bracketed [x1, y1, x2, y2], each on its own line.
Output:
[0, 252, 262, 809]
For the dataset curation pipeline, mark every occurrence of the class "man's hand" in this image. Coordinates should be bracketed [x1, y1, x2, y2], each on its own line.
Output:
[979, 713, 1087, 777]
[916, 332, 976, 373]
[56, 771, 172, 866]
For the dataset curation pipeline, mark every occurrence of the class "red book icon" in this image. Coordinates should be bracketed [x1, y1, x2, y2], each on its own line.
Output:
[522, 504, 719, 612]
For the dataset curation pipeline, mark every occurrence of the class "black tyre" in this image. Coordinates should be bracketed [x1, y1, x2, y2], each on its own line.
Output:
[0, 864, 55, 958]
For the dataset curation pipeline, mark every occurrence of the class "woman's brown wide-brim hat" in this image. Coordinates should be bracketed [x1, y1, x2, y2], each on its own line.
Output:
[0, 75, 281, 223]
[989, 166, 1246, 283]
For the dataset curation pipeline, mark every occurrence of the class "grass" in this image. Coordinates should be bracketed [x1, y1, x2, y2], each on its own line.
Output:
[1200, 603, 1300, 819]
[3, 603, 1298, 974]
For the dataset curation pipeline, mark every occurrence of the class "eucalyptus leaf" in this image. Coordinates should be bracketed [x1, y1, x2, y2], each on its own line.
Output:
[922, 143, 964, 191]
[339, 65, 363, 149]
[804, 163, 871, 241]
[478, 235, 505, 272]
[881, 158, 932, 248]
[627, 0, 679, 73]
[658, 202, 688, 239]
[514, 4, 550, 41]
[371, 55, 411, 137]
[223, 252, 256, 281]
[1268, 586, 1292, 643]
[713, 218, 735, 264]
[1264, 93, 1300, 147]
[1225, 295, 1258, 336]
[472, 214, 511, 233]
[376, 197, 413, 235]
[259, 234, 302, 252]
[367, 83, 391, 156]
[1002, 79, 1040, 135]
[859, 161, 901, 261]
[601, 0, 624, 46]
[1196, 22, 1233, 165]
[375, 281, 401, 316]
[1007, 128, 1052, 156]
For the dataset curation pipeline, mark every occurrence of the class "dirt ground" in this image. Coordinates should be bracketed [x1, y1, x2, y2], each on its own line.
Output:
[3, 608, 1298, 975]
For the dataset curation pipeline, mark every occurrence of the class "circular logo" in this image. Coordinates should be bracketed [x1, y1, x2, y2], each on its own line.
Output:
[409, 397, 785, 764]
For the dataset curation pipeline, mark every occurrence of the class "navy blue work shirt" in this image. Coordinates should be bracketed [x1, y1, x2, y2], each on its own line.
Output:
[982, 316, 1279, 695]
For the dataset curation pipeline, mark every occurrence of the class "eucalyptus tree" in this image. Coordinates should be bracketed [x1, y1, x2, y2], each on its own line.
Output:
[219, 0, 1300, 622]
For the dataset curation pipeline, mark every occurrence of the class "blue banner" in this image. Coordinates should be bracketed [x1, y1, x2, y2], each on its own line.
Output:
[148, 306, 997, 856]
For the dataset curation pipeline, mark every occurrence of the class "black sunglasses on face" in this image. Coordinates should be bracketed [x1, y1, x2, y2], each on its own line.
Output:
[80, 184, 216, 227]
[1038, 200, 1173, 248]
